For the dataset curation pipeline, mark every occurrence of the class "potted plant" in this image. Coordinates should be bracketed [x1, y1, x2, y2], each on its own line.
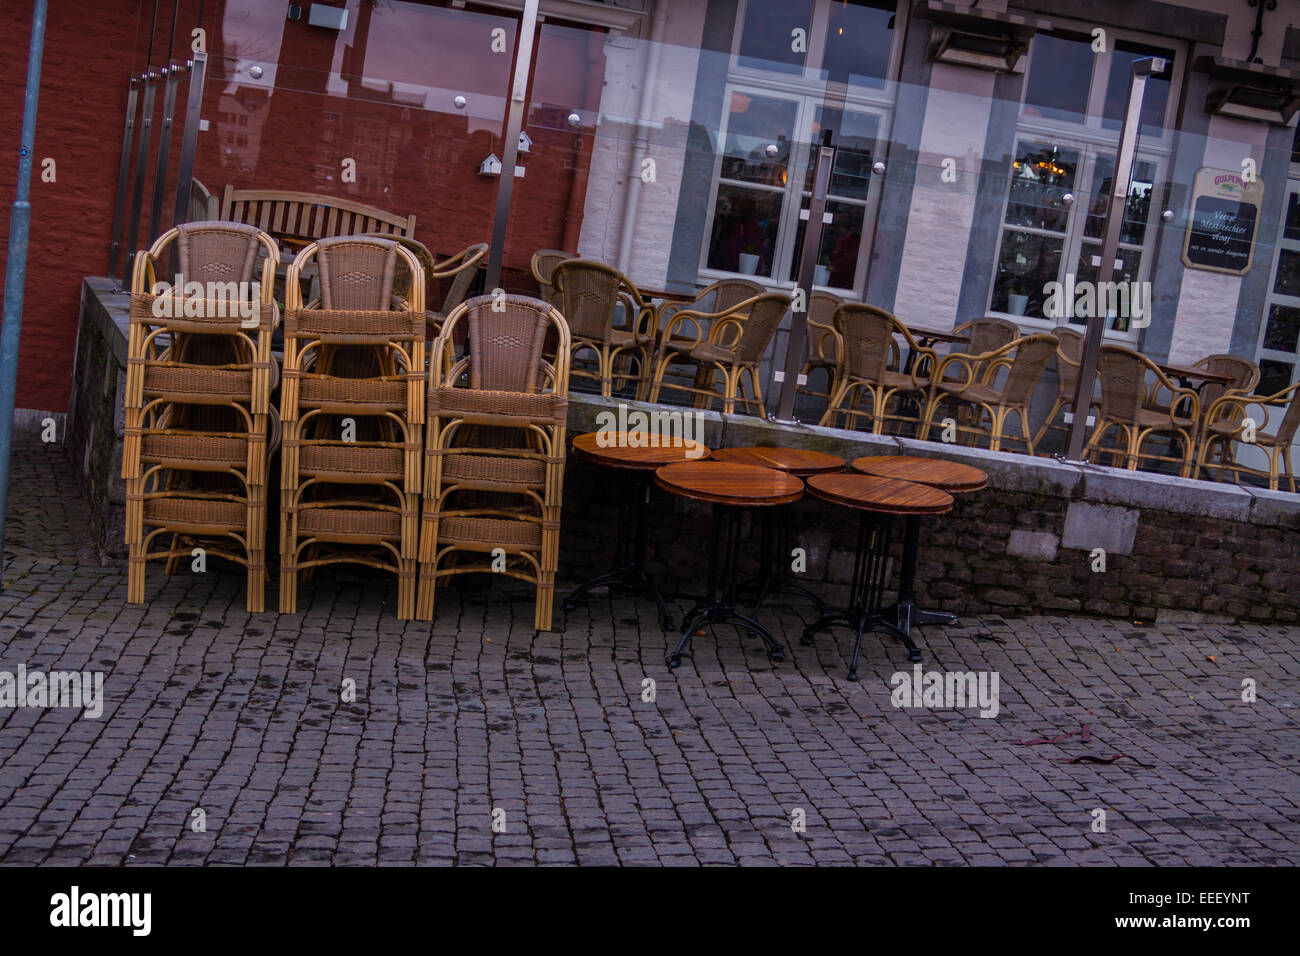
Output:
[1005, 277, 1031, 316]
[814, 255, 831, 287]
[737, 243, 761, 275]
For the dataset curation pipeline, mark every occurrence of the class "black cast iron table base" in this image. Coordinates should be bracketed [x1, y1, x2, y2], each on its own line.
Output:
[745, 503, 832, 614]
[668, 503, 785, 668]
[879, 513, 958, 636]
[801, 511, 921, 680]
[562, 470, 674, 631]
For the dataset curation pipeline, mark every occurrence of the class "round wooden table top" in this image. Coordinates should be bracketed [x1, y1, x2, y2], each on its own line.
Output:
[850, 455, 988, 493]
[712, 445, 845, 476]
[655, 461, 804, 506]
[807, 473, 953, 515]
[572, 431, 710, 470]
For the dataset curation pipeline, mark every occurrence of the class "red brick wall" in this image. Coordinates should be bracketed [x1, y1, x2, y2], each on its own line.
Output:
[0, 0, 601, 413]
[0, 0, 145, 413]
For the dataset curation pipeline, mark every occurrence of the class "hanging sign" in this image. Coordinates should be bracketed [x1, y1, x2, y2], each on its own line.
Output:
[1182, 167, 1263, 275]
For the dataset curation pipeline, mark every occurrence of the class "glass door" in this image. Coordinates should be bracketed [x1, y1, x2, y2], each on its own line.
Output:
[701, 89, 886, 294]
[1256, 180, 1300, 395]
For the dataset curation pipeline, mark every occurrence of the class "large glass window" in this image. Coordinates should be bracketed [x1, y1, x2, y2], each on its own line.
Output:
[708, 1, 902, 294]
[990, 23, 1182, 332]
[1257, 182, 1300, 394]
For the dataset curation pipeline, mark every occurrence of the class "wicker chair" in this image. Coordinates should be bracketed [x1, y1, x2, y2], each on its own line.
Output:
[797, 291, 845, 404]
[1194, 383, 1300, 491]
[947, 317, 1020, 381]
[531, 249, 572, 305]
[647, 292, 792, 415]
[1033, 326, 1097, 447]
[418, 294, 570, 629]
[920, 334, 1057, 454]
[551, 259, 653, 398]
[279, 236, 427, 618]
[123, 221, 280, 612]
[1084, 345, 1200, 476]
[818, 303, 934, 434]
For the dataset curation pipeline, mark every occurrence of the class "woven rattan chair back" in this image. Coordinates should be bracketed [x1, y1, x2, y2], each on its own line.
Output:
[175, 221, 262, 286]
[958, 317, 1020, 356]
[315, 236, 399, 311]
[1196, 353, 1260, 410]
[551, 259, 628, 342]
[438, 243, 487, 316]
[1276, 387, 1300, 445]
[531, 249, 572, 305]
[1097, 345, 1154, 423]
[462, 295, 554, 394]
[710, 278, 766, 314]
[731, 293, 792, 364]
[999, 334, 1058, 405]
[1053, 326, 1085, 394]
[834, 303, 896, 383]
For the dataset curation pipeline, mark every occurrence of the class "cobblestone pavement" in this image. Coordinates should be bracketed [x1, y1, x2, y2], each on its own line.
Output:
[1, 435, 1298, 866]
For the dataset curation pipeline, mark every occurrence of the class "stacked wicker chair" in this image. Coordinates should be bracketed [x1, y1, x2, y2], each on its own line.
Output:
[123, 221, 280, 611]
[279, 236, 427, 617]
[418, 294, 570, 630]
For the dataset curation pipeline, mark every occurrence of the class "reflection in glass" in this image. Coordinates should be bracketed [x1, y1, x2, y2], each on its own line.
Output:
[1285, 191, 1300, 243]
[1263, 304, 1300, 354]
[738, 0, 814, 73]
[707, 184, 783, 276]
[1274, 250, 1300, 298]
[720, 92, 798, 186]
[993, 230, 1064, 318]
[822, 0, 894, 88]
[788, 200, 866, 287]
[1005, 143, 1078, 232]
[1022, 33, 1094, 123]
[805, 107, 877, 200]
[1073, 244, 1143, 331]
[1101, 41, 1174, 132]
[1259, 359, 1295, 397]
[1084, 158, 1154, 244]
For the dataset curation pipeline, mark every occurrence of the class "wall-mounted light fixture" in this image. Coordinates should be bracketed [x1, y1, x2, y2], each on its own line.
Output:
[1196, 55, 1300, 125]
[916, 1, 1049, 74]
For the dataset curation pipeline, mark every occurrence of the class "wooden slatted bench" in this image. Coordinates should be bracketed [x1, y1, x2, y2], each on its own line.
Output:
[219, 186, 416, 245]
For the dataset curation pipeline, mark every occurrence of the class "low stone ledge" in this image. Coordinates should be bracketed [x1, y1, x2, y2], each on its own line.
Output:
[1077, 462, 1254, 522]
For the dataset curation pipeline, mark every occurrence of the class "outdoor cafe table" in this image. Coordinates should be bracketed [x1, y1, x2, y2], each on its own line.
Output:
[561, 431, 710, 631]
[1157, 361, 1236, 392]
[654, 461, 803, 669]
[850, 456, 987, 642]
[801, 474, 953, 680]
[711, 445, 845, 611]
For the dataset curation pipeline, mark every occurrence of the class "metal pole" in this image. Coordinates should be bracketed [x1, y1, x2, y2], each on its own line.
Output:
[484, 0, 541, 291]
[775, 135, 835, 421]
[0, 0, 49, 567]
[109, 79, 141, 279]
[172, 52, 209, 228]
[148, 64, 181, 244]
[1064, 57, 1164, 461]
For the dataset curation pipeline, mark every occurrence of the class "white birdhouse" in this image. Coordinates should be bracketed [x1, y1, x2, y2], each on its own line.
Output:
[517, 131, 532, 154]
[478, 152, 503, 177]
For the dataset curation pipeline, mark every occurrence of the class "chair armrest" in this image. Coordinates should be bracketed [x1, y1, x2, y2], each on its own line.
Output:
[930, 352, 977, 390]
[658, 310, 709, 352]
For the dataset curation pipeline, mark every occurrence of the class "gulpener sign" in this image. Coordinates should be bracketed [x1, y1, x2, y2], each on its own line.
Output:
[1182, 167, 1263, 275]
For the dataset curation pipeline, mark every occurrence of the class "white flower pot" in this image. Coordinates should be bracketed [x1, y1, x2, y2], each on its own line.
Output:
[737, 253, 760, 275]
[1007, 293, 1029, 316]
[814, 264, 831, 286]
